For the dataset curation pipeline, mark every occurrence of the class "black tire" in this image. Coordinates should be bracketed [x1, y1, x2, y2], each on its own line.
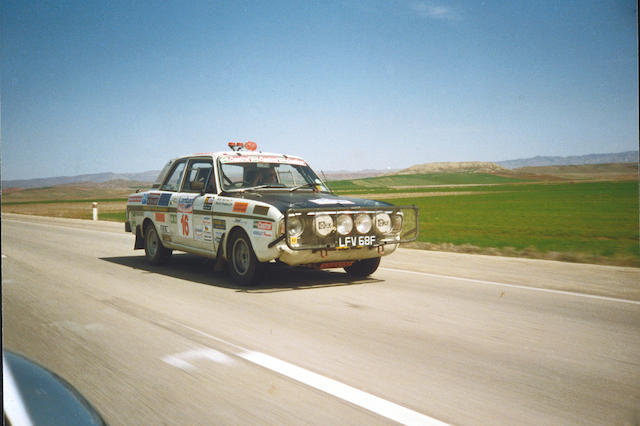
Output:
[344, 257, 381, 278]
[228, 230, 264, 286]
[144, 223, 172, 265]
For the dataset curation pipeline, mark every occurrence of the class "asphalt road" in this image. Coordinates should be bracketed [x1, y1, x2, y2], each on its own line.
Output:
[3, 213, 639, 425]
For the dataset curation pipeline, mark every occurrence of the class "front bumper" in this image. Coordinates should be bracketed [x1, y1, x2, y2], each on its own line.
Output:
[284, 205, 418, 251]
[277, 242, 398, 266]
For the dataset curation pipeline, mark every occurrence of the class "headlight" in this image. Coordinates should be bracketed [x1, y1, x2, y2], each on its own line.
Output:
[392, 213, 403, 232]
[288, 216, 303, 237]
[374, 213, 392, 233]
[354, 214, 372, 234]
[314, 214, 334, 237]
[336, 214, 353, 235]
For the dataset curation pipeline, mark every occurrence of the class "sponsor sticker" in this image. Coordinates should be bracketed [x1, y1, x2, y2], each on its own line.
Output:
[233, 202, 248, 213]
[142, 193, 148, 205]
[202, 217, 213, 242]
[170, 214, 177, 224]
[160, 225, 169, 233]
[219, 155, 306, 166]
[310, 198, 355, 205]
[214, 198, 233, 208]
[128, 195, 143, 203]
[147, 193, 161, 206]
[178, 196, 195, 213]
[155, 213, 165, 222]
[252, 205, 269, 216]
[254, 220, 272, 231]
[203, 196, 214, 211]
[194, 226, 204, 240]
[158, 193, 172, 206]
[162, 234, 171, 242]
[213, 219, 226, 230]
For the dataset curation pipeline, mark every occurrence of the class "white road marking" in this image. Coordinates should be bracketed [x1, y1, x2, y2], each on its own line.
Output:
[380, 267, 640, 305]
[170, 320, 448, 425]
[239, 350, 448, 426]
[162, 348, 233, 370]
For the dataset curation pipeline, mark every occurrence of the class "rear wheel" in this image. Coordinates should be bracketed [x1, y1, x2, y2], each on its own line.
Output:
[344, 257, 380, 278]
[228, 231, 264, 286]
[144, 223, 172, 265]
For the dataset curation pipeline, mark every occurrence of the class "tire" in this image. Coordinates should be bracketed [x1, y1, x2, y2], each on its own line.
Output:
[228, 230, 263, 286]
[144, 223, 172, 265]
[344, 257, 381, 278]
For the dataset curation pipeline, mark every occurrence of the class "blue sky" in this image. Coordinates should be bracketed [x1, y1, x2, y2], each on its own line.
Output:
[1, 0, 638, 180]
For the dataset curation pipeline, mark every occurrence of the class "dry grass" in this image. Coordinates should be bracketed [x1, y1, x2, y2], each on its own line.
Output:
[3, 201, 127, 220]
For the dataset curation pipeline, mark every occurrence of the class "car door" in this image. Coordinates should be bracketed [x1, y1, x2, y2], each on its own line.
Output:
[154, 159, 188, 247]
[175, 158, 216, 251]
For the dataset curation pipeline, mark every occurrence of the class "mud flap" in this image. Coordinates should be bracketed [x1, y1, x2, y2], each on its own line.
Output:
[213, 232, 226, 272]
[134, 226, 145, 250]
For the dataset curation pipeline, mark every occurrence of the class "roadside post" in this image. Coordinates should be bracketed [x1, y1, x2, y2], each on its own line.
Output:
[92, 202, 98, 221]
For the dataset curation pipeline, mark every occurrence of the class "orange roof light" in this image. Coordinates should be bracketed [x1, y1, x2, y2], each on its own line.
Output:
[228, 141, 258, 151]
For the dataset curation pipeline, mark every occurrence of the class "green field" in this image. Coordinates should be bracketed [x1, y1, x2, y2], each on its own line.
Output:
[391, 181, 639, 265]
[329, 173, 529, 192]
[100, 211, 127, 222]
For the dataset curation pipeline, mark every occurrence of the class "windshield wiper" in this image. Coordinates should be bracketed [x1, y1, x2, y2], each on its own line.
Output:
[236, 184, 285, 193]
[289, 183, 318, 192]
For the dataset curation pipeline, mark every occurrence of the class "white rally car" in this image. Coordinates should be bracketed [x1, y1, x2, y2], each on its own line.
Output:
[125, 142, 418, 285]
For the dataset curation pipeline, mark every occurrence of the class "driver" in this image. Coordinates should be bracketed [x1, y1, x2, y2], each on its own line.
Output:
[249, 167, 278, 186]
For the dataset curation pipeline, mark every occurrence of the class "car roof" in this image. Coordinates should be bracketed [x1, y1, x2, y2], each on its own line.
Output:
[179, 151, 306, 161]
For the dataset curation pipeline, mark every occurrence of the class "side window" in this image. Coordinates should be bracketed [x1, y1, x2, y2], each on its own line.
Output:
[160, 160, 187, 192]
[182, 159, 214, 193]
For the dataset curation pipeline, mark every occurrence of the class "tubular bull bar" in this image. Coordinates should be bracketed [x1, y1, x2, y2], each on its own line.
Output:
[284, 205, 418, 251]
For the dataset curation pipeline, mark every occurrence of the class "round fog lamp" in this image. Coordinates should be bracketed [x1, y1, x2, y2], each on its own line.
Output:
[354, 214, 372, 234]
[375, 213, 392, 233]
[288, 216, 303, 237]
[314, 214, 334, 237]
[336, 214, 353, 235]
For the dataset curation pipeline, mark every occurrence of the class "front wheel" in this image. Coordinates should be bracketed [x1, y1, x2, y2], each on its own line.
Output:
[228, 231, 263, 286]
[144, 223, 172, 265]
[344, 257, 380, 278]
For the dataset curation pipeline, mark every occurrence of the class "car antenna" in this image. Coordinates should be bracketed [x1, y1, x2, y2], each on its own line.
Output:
[321, 170, 334, 193]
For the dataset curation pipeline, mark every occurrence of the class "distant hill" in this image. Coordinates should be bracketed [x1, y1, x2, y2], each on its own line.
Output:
[2, 171, 160, 189]
[394, 161, 509, 175]
[323, 169, 399, 180]
[497, 151, 638, 169]
[512, 163, 638, 180]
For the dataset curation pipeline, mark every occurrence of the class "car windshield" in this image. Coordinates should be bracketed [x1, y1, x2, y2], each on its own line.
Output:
[219, 157, 329, 192]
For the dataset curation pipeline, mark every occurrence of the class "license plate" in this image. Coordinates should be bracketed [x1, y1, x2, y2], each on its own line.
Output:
[337, 235, 377, 248]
